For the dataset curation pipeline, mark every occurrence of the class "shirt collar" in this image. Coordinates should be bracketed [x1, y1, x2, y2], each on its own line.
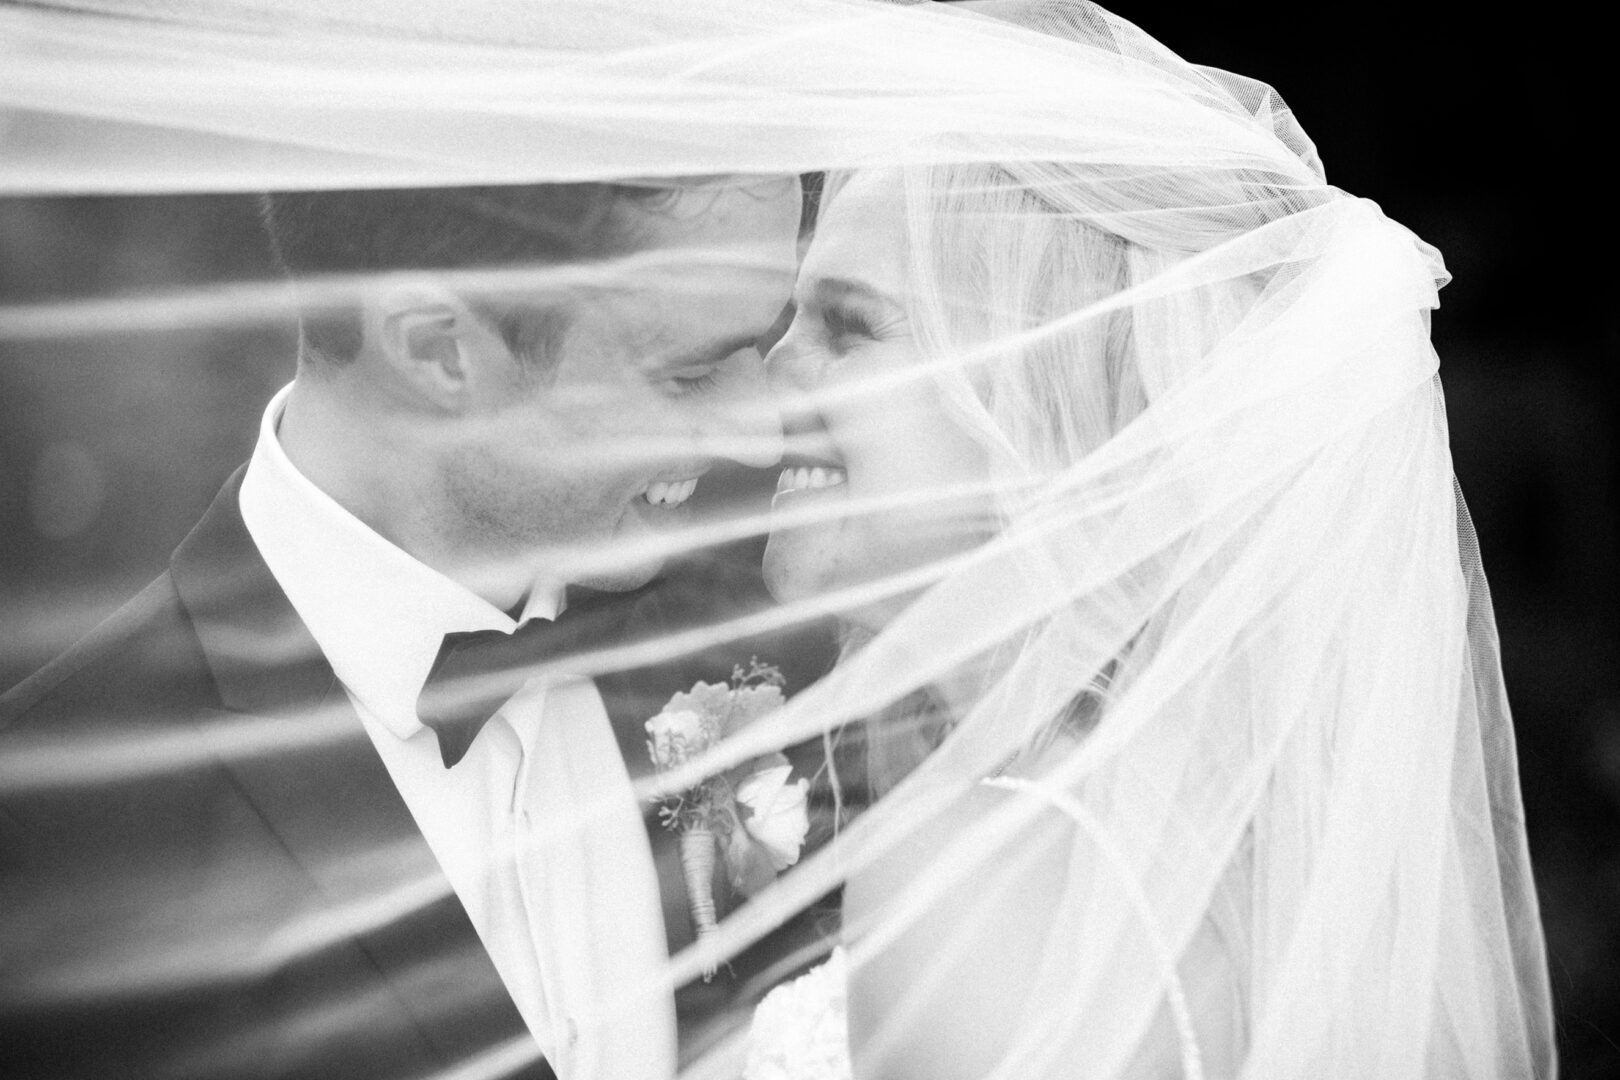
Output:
[239, 382, 563, 740]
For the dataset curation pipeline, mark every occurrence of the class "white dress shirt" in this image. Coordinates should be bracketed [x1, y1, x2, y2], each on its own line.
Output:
[239, 383, 676, 1080]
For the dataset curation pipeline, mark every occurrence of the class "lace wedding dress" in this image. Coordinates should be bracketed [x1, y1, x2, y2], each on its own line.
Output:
[742, 949, 853, 1080]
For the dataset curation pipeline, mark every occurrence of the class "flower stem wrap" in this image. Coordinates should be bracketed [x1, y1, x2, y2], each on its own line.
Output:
[680, 826, 720, 980]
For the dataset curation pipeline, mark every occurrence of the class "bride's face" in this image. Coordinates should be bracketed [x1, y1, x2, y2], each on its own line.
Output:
[763, 172, 994, 628]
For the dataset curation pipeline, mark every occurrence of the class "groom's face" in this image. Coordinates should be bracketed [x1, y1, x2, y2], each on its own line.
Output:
[437, 180, 798, 591]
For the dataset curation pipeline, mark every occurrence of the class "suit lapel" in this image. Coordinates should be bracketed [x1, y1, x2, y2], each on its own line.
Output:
[172, 467, 549, 1078]
[588, 578, 708, 958]
[588, 577, 730, 1056]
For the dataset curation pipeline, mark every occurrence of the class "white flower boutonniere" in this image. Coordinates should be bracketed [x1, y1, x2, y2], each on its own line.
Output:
[645, 660, 807, 978]
[729, 763, 810, 892]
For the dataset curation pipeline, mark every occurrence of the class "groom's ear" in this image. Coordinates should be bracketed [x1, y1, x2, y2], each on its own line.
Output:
[369, 278, 509, 412]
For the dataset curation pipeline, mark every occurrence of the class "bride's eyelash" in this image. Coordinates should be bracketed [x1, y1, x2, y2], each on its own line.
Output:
[823, 305, 877, 350]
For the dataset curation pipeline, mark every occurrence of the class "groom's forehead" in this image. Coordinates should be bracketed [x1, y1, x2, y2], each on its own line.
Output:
[580, 184, 800, 360]
[575, 264, 792, 370]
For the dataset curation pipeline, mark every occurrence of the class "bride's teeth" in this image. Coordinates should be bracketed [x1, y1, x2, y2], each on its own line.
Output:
[645, 481, 670, 505]
[776, 466, 847, 494]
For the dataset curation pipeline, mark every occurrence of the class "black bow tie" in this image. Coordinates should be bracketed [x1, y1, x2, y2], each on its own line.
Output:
[416, 586, 634, 768]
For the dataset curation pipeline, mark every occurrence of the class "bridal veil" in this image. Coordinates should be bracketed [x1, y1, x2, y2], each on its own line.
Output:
[1, 1, 1555, 1076]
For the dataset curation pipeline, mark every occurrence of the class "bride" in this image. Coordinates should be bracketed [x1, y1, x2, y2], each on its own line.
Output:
[737, 11, 1556, 1080]
[0, 0, 1553, 1077]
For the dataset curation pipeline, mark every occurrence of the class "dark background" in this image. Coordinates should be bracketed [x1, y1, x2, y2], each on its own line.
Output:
[2, 3, 1614, 1074]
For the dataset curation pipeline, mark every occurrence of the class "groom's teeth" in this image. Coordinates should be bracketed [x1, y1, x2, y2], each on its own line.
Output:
[776, 466, 847, 494]
[643, 478, 698, 507]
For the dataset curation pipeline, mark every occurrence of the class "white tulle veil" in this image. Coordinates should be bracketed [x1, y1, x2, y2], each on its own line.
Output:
[1, 1, 1554, 1078]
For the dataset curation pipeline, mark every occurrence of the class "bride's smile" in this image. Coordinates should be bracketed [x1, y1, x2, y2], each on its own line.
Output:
[773, 465, 846, 495]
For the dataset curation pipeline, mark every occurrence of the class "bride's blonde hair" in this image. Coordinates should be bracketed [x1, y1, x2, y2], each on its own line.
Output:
[832, 156, 1268, 756]
[892, 158, 1290, 509]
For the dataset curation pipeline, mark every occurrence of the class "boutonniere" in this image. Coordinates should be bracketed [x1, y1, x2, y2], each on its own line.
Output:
[645, 659, 809, 979]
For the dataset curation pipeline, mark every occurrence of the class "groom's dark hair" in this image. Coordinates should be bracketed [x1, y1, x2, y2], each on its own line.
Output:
[260, 183, 674, 370]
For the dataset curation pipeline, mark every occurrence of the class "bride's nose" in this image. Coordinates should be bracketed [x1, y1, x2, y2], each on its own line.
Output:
[764, 336, 809, 425]
[763, 336, 833, 459]
[764, 331, 822, 397]
[696, 353, 783, 468]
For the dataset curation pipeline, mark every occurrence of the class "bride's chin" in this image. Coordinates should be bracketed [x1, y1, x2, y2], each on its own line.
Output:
[761, 526, 837, 606]
[763, 525, 914, 634]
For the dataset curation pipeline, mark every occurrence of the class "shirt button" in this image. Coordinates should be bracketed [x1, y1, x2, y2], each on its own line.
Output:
[567, 1018, 579, 1047]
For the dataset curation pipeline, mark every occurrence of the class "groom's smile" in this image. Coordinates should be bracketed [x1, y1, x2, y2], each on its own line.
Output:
[641, 476, 701, 507]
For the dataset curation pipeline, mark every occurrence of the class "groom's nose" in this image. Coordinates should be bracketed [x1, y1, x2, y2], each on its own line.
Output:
[696, 354, 783, 468]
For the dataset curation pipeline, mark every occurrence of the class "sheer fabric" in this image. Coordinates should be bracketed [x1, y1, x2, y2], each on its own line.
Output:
[0, 1, 1554, 1077]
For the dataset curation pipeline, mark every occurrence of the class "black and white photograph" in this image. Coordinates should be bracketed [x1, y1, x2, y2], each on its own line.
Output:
[1, 2, 1610, 1078]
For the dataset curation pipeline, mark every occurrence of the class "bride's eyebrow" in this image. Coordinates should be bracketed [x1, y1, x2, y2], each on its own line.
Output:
[804, 276, 900, 314]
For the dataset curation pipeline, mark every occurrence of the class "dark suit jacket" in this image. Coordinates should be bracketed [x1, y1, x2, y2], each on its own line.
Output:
[0, 467, 837, 1080]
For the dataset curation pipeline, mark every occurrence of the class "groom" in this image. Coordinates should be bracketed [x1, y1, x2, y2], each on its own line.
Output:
[0, 179, 820, 1079]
